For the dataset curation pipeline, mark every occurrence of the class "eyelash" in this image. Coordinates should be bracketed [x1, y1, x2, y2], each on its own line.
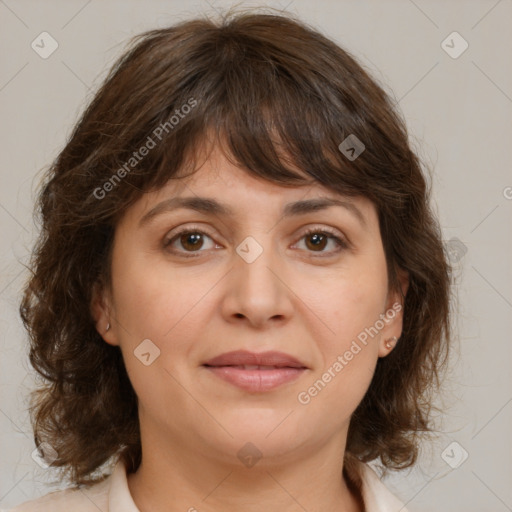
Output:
[163, 225, 349, 258]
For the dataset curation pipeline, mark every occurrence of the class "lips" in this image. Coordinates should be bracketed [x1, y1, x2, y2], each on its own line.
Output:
[202, 350, 308, 392]
[202, 350, 308, 369]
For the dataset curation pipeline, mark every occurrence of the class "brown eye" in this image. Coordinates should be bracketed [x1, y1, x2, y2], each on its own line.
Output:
[164, 229, 216, 255]
[179, 232, 204, 251]
[295, 228, 348, 255]
[305, 232, 329, 251]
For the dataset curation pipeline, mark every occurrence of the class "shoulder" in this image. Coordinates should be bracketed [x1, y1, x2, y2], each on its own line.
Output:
[4, 474, 111, 512]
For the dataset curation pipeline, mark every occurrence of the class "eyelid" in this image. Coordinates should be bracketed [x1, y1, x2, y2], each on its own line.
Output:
[298, 224, 346, 239]
[164, 223, 216, 240]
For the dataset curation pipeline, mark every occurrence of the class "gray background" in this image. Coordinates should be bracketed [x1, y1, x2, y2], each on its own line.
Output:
[1, 1, 511, 511]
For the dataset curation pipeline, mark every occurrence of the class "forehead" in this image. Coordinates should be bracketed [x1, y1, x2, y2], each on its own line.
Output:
[121, 143, 378, 230]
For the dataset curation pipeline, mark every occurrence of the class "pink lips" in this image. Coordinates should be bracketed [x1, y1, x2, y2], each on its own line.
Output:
[202, 350, 308, 392]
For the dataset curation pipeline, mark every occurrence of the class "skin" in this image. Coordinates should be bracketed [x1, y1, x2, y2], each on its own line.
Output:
[92, 143, 409, 512]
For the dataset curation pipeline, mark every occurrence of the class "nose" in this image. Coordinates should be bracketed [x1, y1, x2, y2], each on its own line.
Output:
[220, 236, 294, 329]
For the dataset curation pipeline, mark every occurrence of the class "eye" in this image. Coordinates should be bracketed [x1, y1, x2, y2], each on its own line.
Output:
[163, 225, 349, 258]
[163, 227, 218, 256]
[294, 227, 348, 255]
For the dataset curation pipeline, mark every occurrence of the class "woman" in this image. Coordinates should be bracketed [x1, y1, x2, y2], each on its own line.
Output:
[7, 9, 451, 512]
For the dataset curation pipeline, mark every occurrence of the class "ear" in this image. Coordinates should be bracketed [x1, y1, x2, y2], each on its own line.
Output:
[378, 268, 409, 358]
[90, 280, 119, 347]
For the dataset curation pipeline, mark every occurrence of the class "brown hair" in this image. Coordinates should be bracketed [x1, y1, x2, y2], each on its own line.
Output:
[20, 9, 451, 486]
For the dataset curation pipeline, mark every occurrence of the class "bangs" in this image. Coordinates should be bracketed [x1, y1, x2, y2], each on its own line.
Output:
[147, 92, 363, 200]
[87, 14, 409, 221]
[117, 29, 374, 203]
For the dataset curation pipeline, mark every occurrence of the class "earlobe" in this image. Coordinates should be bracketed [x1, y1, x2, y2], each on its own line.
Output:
[384, 336, 398, 350]
[378, 334, 400, 358]
[90, 281, 119, 346]
[379, 269, 409, 358]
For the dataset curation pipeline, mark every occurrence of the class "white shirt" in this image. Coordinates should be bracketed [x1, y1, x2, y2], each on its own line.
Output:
[2, 459, 409, 512]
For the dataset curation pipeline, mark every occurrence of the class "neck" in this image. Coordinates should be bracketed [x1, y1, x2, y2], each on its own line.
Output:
[127, 434, 364, 512]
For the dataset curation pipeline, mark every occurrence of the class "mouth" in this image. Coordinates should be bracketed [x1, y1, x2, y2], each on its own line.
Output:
[201, 351, 308, 392]
[202, 365, 307, 392]
[203, 364, 304, 370]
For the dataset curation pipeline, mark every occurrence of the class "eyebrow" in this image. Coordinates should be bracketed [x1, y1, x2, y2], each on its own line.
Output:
[139, 196, 367, 228]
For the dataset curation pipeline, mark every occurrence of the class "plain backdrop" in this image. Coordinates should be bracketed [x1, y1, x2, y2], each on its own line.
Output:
[0, 1, 511, 511]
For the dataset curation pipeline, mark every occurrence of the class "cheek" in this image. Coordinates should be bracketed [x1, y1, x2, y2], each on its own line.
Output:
[296, 274, 385, 421]
[304, 251, 389, 356]
[314, 252, 388, 408]
[109, 244, 224, 376]
[108, 249, 213, 408]
[110, 240, 203, 335]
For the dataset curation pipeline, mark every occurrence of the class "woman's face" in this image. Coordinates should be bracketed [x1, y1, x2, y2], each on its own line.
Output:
[94, 144, 407, 467]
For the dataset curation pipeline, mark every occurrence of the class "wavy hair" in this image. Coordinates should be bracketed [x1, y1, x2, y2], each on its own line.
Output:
[20, 9, 452, 486]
